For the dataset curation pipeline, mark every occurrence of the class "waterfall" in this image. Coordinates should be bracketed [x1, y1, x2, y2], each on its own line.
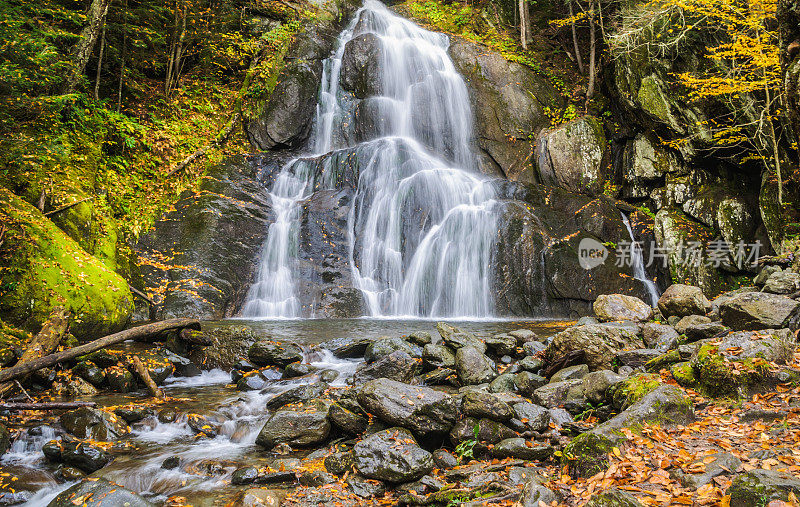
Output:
[242, 0, 498, 318]
[620, 212, 660, 306]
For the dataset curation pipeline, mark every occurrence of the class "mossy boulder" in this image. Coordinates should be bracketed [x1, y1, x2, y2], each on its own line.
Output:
[669, 361, 698, 388]
[727, 469, 800, 507]
[536, 116, 608, 195]
[610, 373, 661, 411]
[0, 188, 133, 339]
[562, 432, 616, 478]
[690, 343, 772, 397]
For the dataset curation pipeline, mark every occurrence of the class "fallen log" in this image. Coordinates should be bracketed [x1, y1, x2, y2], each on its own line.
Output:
[129, 355, 165, 400]
[0, 401, 97, 411]
[0, 318, 200, 386]
[0, 307, 70, 398]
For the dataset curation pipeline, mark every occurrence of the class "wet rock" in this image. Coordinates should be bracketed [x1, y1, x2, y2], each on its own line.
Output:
[616, 349, 663, 369]
[597, 385, 694, 438]
[299, 470, 336, 487]
[728, 469, 800, 507]
[484, 334, 517, 356]
[763, 270, 800, 294]
[533, 379, 583, 409]
[720, 292, 800, 330]
[255, 400, 331, 449]
[187, 413, 220, 437]
[461, 390, 513, 421]
[536, 116, 608, 194]
[449, 417, 516, 445]
[73, 361, 106, 387]
[523, 341, 547, 356]
[549, 407, 574, 428]
[594, 294, 653, 322]
[642, 323, 679, 351]
[658, 284, 711, 318]
[167, 352, 202, 377]
[407, 331, 433, 346]
[188, 326, 255, 370]
[519, 481, 558, 506]
[353, 350, 419, 384]
[266, 382, 328, 410]
[718, 329, 796, 364]
[432, 449, 458, 469]
[232, 466, 260, 485]
[510, 329, 540, 344]
[586, 488, 643, 506]
[255, 469, 296, 484]
[282, 361, 317, 378]
[674, 314, 712, 334]
[547, 323, 644, 370]
[236, 371, 270, 391]
[515, 371, 547, 395]
[65, 377, 98, 397]
[43, 439, 112, 474]
[321, 336, 374, 358]
[113, 406, 152, 424]
[234, 488, 288, 507]
[364, 337, 420, 363]
[340, 33, 383, 98]
[436, 323, 486, 352]
[519, 355, 544, 372]
[324, 450, 356, 475]
[106, 365, 137, 392]
[550, 364, 589, 383]
[248, 341, 303, 368]
[0, 423, 9, 455]
[161, 456, 180, 470]
[346, 474, 386, 498]
[684, 321, 728, 341]
[353, 427, 433, 482]
[329, 401, 369, 435]
[512, 402, 551, 432]
[455, 346, 496, 385]
[48, 478, 156, 506]
[79, 350, 119, 368]
[582, 370, 624, 404]
[489, 372, 516, 393]
[158, 408, 180, 423]
[419, 367, 457, 386]
[60, 408, 128, 441]
[55, 466, 85, 481]
[358, 378, 457, 436]
[671, 452, 741, 489]
[422, 343, 456, 370]
[491, 438, 553, 461]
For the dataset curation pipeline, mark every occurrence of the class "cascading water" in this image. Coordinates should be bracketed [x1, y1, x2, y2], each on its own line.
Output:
[242, 0, 498, 318]
[621, 212, 660, 306]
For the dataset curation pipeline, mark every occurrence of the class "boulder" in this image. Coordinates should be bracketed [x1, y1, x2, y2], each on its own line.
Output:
[597, 384, 694, 437]
[364, 337, 420, 363]
[671, 452, 741, 489]
[728, 469, 800, 507]
[449, 417, 516, 445]
[615, 349, 663, 369]
[683, 321, 728, 341]
[422, 343, 456, 370]
[593, 294, 653, 322]
[763, 270, 800, 294]
[582, 370, 624, 404]
[0, 423, 9, 455]
[550, 364, 589, 383]
[266, 383, 329, 410]
[358, 378, 457, 436]
[436, 323, 486, 352]
[353, 350, 420, 384]
[511, 402, 551, 433]
[547, 323, 644, 370]
[642, 323, 679, 351]
[59, 441, 113, 473]
[533, 379, 583, 409]
[658, 284, 711, 318]
[461, 390, 513, 421]
[484, 334, 518, 356]
[322, 336, 374, 358]
[60, 408, 129, 441]
[536, 116, 608, 195]
[515, 371, 547, 395]
[47, 478, 155, 507]
[455, 346, 496, 385]
[720, 292, 800, 330]
[586, 489, 643, 507]
[248, 341, 303, 368]
[353, 428, 433, 483]
[255, 400, 331, 449]
[490, 438, 553, 461]
[718, 330, 796, 364]
[674, 315, 711, 335]
[340, 33, 383, 98]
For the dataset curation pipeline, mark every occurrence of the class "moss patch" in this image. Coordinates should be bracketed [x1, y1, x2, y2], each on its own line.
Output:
[611, 373, 661, 410]
[562, 432, 616, 478]
[691, 343, 771, 398]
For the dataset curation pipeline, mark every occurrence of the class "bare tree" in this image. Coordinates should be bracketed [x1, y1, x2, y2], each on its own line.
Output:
[568, 0, 585, 74]
[63, 0, 113, 93]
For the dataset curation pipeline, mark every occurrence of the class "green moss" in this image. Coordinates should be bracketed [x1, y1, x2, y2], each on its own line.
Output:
[0, 188, 133, 339]
[691, 344, 771, 398]
[645, 349, 681, 372]
[611, 373, 661, 410]
[670, 361, 698, 388]
[562, 432, 616, 478]
[637, 75, 674, 125]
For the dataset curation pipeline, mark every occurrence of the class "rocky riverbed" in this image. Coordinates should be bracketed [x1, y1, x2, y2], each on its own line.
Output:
[1, 267, 800, 506]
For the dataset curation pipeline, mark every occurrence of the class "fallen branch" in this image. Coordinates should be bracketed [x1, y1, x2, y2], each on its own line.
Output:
[0, 318, 200, 385]
[166, 112, 242, 177]
[129, 285, 155, 307]
[129, 355, 165, 400]
[43, 196, 94, 217]
[0, 401, 97, 411]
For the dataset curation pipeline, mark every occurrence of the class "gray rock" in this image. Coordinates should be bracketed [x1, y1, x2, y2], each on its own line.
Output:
[267, 382, 329, 410]
[512, 402, 550, 432]
[658, 284, 711, 318]
[509, 329, 540, 343]
[47, 478, 155, 507]
[536, 116, 608, 194]
[592, 385, 694, 440]
[550, 364, 589, 383]
[340, 33, 383, 98]
[519, 481, 558, 507]
[422, 343, 456, 370]
[353, 350, 419, 384]
[489, 372, 517, 393]
[728, 469, 800, 507]
[364, 337, 420, 363]
[523, 341, 546, 356]
[672, 452, 741, 489]
[407, 331, 433, 346]
[515, 371, 547, 395]
[255, 399, 331, 449]
[684, 321, 728, 341]
[432, 449, 458, 469]
[455, 346, 496, 385]
[484, 334, 518, 356]
[593, 294, 653, 322]
[437, 323, 486, 353]
[346, 474, 386, 497]
[615, 349, 663, 369]
[328, 402, 369, 435]
[720, 292, 800, 330]
[763, 270, 800, 294]
[358, 378, 457, 436]
[248, 341, 303, 368]
[547, 323, 644, 370]
[449, 417, 516, 445]
[642, 323, 680, 351]
[533, 379, 583, 409]
[491, 438, 553, 461]
[324, 450, 355, 475]
[461, 390, 513, 421]
[549, 407, 574, 427]
[60, 408, 129, 441]
[236, 371, 270, 391]
[353, 428, 433, 483]
[718, 329, 796, 364]
[674, 314, 712, 334]
[586, 488, 643, 506]
[754, 265, 782, 286]
[321, 336, 374, 358]
[582, 370, 624, 404]
[232, 466, 259, 485]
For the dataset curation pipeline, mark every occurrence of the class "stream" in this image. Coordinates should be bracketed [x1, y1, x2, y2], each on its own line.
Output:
[2, 318, 568, 506]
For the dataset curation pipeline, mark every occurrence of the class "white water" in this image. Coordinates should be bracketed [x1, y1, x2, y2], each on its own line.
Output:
[621, 213, 660, 306]
[242, 0, 498, 318]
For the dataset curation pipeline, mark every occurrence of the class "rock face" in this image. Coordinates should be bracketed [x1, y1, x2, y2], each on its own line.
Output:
[357, 378, 457, 436]
[719, 292, 800, 330]
[593, 294, 653, 322]
[657, 284, 711, 318]
[536, 116, 608, 195]
[340, 33, 383, 98]
[353, 428, 433, 482]
[255, 400, 331, 449]
[547, 323, 644, 370]
[0, 188, 133, 339]
[448, 37, 562, 182]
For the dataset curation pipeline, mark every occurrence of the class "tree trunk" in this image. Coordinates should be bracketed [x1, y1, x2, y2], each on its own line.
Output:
[0, 307, 70, 398]
[116, 0, 127, 113]
[585, 0, 597, 108]
[518, 0, 529, 50]
[129, 355, 165, 399]
[94, 13, 107, 100]
[0, 319, 200, 386]
[568, 0, 584, 75]
[63, 0, 113, 94]
[0, 402, 97, 411]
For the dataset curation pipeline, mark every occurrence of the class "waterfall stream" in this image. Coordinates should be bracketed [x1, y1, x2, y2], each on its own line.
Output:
[620, 213, 660, 306]
[242, 0, 498, 318]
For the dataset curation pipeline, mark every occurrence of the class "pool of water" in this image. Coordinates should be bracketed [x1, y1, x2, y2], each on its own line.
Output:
[2, 318, 570, 506]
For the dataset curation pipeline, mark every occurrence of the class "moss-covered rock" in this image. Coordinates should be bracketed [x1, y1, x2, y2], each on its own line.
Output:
[669, 361, 698, 388]
[610, 373, 661, 411]
[727, 469, 800, 507]
[536, 116, 608, 195]
[562, 432, 616, 478]
[691, 343, 771, 398]
[0, 188, 133, 339]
